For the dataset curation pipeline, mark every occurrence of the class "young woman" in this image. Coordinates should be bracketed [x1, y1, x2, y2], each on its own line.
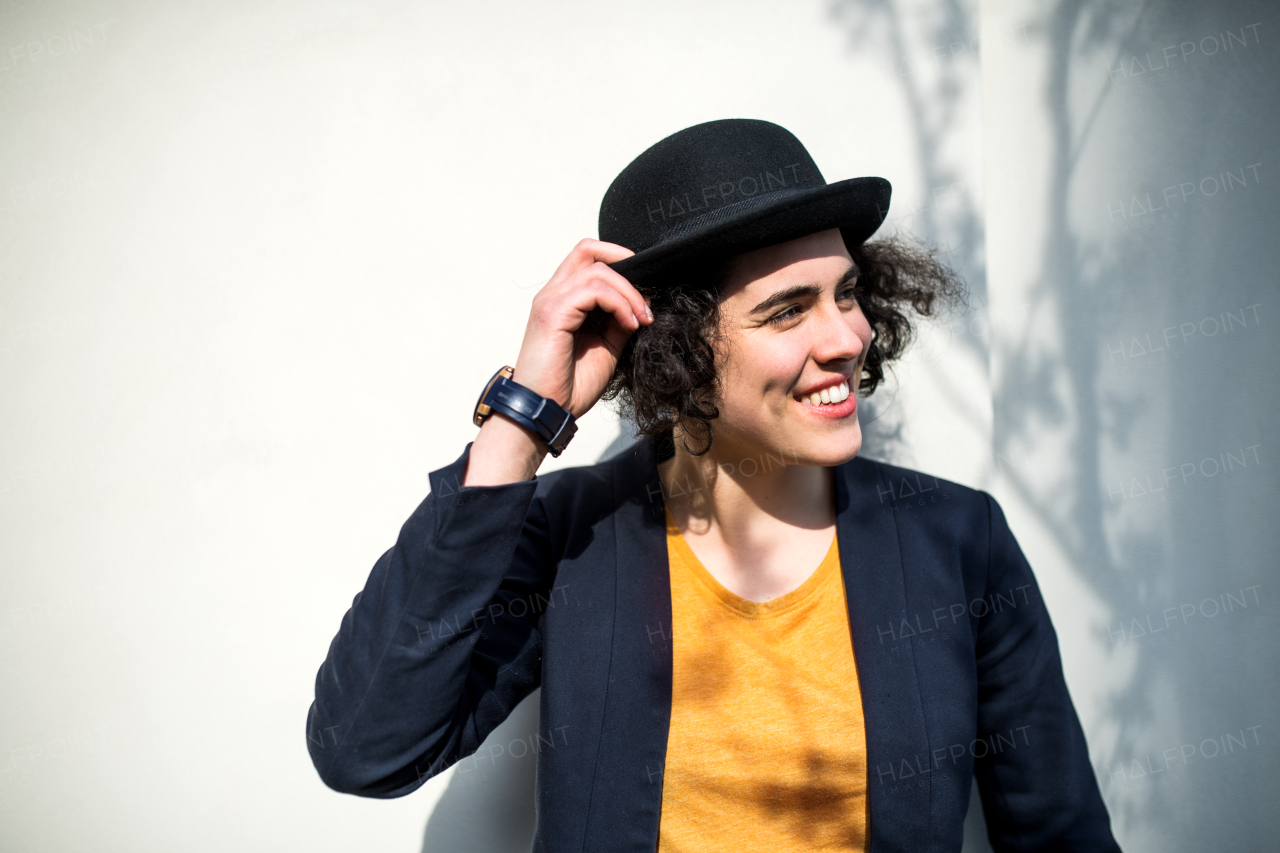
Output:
[307, 119, 1119, 852]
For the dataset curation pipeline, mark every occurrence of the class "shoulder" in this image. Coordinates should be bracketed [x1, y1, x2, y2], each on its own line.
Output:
[844, 456, 1029, 596]
[523, 438, 648, 529]
[530, 443, 629, 499]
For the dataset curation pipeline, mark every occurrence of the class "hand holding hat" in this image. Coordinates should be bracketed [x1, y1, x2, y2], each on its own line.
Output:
[511, 238, 653, 422]
[468, 118, 890, 484]
[519, 117, 891, 423]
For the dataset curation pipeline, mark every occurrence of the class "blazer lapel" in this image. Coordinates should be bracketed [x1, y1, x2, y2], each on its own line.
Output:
[836, 456, 932, 851]
[580, 435, 673, 852]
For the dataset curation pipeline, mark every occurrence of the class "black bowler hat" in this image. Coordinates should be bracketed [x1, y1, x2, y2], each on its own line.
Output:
[599, 118, 891, 290]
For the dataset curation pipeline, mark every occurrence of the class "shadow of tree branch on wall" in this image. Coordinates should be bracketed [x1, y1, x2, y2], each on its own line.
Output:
[833, 0, 1278, 849]
[967, 0, 1277, 849]
[828, 0, 990, 470]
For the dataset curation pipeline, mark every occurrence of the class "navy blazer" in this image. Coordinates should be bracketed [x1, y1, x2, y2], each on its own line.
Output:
[307, 435, 1120, 852]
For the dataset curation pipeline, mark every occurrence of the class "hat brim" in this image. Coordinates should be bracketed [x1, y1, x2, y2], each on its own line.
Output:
[607, 176, 891, 289]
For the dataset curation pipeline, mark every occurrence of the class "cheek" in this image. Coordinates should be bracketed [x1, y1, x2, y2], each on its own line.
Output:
[723, 343, 809, 406]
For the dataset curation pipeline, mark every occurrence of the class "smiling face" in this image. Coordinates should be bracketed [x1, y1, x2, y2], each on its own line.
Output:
[693, 227, 873, 468]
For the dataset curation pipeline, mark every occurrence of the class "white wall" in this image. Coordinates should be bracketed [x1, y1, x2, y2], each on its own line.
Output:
[0, 1, 990, 850]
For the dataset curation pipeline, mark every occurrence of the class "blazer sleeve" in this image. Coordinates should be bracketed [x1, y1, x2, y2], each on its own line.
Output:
[972, 493, 1122, 851]
[305, 441, 555, 798]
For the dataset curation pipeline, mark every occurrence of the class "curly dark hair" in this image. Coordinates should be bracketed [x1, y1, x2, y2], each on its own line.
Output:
[597, 233, 968, 458]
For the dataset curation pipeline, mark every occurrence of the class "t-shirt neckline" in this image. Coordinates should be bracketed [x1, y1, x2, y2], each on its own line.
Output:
[664, 506, 840, 618]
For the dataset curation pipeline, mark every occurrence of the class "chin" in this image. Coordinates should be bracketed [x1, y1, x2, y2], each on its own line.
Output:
[788, 421, 863, 468]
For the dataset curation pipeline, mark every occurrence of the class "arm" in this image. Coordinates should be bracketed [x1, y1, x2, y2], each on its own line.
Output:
[972, 493, 1121, 851]
[305, 439, 554, 798]
[305, 237, 650, 798]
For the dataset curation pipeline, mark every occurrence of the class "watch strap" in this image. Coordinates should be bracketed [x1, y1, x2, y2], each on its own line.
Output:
[473, 366, 578, 457]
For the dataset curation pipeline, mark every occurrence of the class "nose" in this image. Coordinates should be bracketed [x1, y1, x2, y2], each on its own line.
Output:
[809, 297, 868, 367]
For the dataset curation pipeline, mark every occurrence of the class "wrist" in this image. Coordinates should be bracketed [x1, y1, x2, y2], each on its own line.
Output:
[464, 414, 547, 487]
[510, 359, 569, 411]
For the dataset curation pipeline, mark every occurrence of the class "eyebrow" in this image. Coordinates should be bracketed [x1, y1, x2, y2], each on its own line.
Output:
[747, 262, 860, 315]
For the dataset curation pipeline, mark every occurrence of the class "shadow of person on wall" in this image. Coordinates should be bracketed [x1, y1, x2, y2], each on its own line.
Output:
[421, 689, 541, 853]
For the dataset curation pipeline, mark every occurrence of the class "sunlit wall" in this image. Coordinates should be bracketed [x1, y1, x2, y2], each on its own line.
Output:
[4, 0, 1272, 851]
[0, 2, 986, 851]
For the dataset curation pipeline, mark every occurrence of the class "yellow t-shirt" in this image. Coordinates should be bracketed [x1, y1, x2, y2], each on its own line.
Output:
[657, 506, 868, 852]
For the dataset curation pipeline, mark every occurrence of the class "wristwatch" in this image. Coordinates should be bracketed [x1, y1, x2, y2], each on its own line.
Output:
[472, 365, 578, 457]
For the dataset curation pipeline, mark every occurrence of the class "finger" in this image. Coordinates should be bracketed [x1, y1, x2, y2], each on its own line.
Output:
[574, 279, 641, 333]
[538, 276, 640, 338]
[533, 272, 638, 334]
[560, 261, 652, 327]
[596, 302, 640, 359]
[547, 238, 636, 286]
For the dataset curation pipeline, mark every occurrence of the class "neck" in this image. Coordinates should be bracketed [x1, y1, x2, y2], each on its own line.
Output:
[656, 428, 835, 548]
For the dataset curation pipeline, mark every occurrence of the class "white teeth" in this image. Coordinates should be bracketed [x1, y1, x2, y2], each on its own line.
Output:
[800, 381, 849, 406]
